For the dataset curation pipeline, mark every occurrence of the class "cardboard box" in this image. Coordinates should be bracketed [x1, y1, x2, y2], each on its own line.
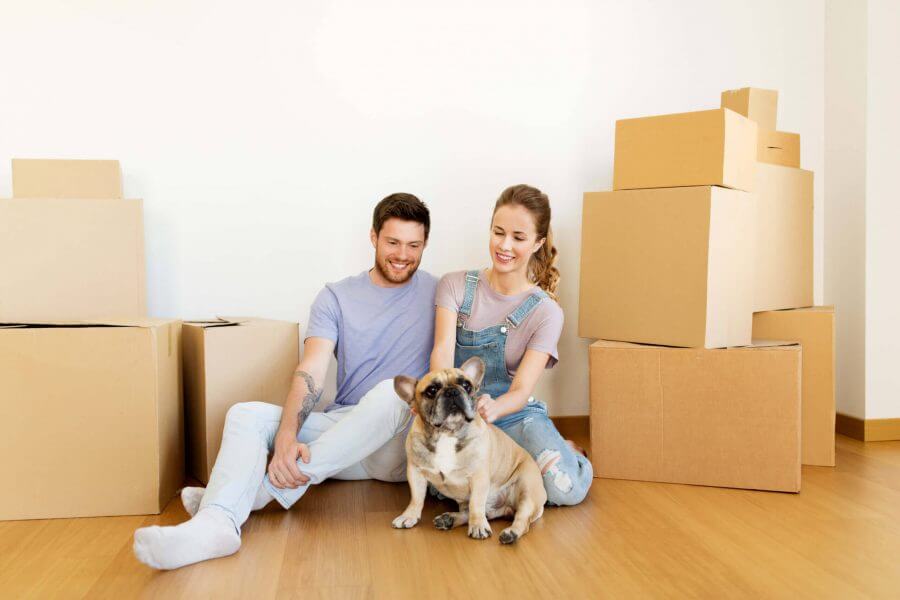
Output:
[613, 108, 758, 192]
[0, 319, 183, 520]
[721, 87, 778, 130]
[12, 159, 123, 199]
[183, 318, 299, 483]
[580, 186, 755, 348]
[758, 130, 801, 168]
[753, 307, 836, 467]
[589, 340, 801, 493]
[0, 198, 147, 321]
[753, 163, 814, 312]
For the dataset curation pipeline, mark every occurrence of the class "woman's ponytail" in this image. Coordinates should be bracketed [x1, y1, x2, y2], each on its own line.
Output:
[530, 226, 560, 302]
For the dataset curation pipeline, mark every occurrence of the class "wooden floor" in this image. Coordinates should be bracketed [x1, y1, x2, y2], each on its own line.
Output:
[3, 434, 900, 599]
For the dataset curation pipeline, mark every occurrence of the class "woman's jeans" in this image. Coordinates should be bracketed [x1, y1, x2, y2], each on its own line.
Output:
[494, 400, 593, 506]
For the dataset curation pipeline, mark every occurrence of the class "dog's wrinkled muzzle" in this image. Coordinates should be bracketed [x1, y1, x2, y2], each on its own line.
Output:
[443, 388, 475, 421]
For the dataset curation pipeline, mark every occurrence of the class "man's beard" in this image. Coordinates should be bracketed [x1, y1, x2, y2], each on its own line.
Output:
[374, 256, 418, 284]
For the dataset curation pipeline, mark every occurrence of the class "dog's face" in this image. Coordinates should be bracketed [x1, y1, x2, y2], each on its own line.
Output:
[394, 357, 485, 430]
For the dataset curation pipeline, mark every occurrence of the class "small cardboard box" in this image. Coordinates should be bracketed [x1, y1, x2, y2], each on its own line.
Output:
[0, 159, 146, 322]
[580, 186, 755, 348]
[753, 163, 814, 312]
[0, 319, 183, 520]
[589, 340, 801, 493]
[753, 307, 836, 467]
[758, 130, 801, 168]
[721, 87, 779, 130]
[613, 108, 758, 192]
[12, 158, 123, 199]
[183, 318, 299, 484]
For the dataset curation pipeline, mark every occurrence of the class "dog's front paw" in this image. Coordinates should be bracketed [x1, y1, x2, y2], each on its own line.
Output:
[392, 514, 419, 529]
[468, 519, 492, 540]
[433, 512, 455, 530]
[499, 528, 519, 545]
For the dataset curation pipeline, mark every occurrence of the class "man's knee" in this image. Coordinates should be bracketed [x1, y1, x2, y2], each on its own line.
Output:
[358, 379, 409, 416]
[225, 401, 280, 427]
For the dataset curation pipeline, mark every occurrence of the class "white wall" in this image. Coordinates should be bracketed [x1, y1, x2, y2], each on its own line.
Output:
[825, 0, 900, 421]
[825, 0, 867, 419]
[0, 0, 826, 415]
[864, 0, 900, 420]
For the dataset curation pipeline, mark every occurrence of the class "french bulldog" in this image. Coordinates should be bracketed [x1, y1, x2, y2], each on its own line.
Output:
[391, 356, 546, 544]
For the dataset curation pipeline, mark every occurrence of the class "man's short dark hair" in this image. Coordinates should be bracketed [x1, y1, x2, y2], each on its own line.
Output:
[372, 193, 430, 240]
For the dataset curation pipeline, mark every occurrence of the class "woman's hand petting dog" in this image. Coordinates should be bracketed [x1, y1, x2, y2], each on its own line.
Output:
[476, 394, 502, 424]
[268, 430, 311, 488]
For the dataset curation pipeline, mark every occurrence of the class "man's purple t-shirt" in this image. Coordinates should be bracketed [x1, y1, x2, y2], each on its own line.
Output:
[305, 269, 437, 411]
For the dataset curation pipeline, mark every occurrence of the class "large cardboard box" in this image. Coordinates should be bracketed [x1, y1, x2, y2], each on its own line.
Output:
[721, 87, 778, 130]
[758, 130, 801, 168]
[0, 319, 183, 520]
[0, 198, 147, 321]
[753, 163, 814, 312]
[183, 318, 299, 483]
[589, 340, 801, 493]
[12, 158, 123, 199]
[580, 186, 755, 348]
[0, 159, 146, 321]
[753, 307, 836, 467]
[613, 108, 758, 192]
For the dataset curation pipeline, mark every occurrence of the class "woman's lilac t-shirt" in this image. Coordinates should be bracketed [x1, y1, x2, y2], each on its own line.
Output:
[434, 270, 564, 375]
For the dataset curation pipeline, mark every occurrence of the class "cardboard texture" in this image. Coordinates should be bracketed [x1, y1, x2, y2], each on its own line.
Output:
[758, 130, 801, 168]
[183, 318, 299, 483]
[0, 319, 183, 520]
[12, 159, 123, 199]
[580, 186, 755, 348]
[589, 340, 801, 493]
[613, 108, 758, 192]
[753, 163, 814, 312]
[721, 87, 779, 130]
[0, 198, 147, 321]
[753, 307, 836, 467]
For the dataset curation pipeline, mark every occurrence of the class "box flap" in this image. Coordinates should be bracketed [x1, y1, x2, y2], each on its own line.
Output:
[12, 159, 123, 199]
[745, 339, 801, 349]
[771, 305, 834, 314]
[0, 317, 177, 329]
[184, 317, 251, 329]
[590, 339, 798, 350]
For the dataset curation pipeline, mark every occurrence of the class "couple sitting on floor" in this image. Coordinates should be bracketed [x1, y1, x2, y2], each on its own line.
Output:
[134, 185, 594, 570]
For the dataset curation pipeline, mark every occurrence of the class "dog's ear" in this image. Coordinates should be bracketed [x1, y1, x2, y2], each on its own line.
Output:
[394, 375, 418, 406]
[459, 357, 485, 389]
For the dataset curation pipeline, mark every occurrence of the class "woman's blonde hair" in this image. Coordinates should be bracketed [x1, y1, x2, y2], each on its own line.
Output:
[493, 184, 560, 302]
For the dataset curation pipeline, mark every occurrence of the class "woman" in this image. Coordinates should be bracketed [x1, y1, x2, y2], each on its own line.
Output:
[430, 184, 592, 506]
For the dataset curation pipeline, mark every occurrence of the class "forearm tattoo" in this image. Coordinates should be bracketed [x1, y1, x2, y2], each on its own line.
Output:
[295, 370, 322, 426]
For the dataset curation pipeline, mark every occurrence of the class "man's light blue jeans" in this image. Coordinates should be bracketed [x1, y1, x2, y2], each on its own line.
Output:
[198, 379, 410, 532]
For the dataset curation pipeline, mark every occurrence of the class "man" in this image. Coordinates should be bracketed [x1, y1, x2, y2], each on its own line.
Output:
[134, 193, 437, 570]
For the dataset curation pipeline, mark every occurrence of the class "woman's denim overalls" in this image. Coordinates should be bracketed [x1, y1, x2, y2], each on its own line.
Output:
[454, 270, 592, 506]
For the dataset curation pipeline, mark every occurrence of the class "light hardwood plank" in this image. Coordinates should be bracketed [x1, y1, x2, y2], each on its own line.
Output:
[1, 435, 898, 599]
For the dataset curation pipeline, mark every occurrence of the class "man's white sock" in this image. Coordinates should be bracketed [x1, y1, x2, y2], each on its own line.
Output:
[179, 481, 274, 518]
[133, 506, 241, 570]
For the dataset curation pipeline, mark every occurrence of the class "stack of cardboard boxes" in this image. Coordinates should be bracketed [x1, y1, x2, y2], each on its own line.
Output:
[0, 160, 299, 520]
[580, 88, 836, 493]
[0, 159, 184, 520]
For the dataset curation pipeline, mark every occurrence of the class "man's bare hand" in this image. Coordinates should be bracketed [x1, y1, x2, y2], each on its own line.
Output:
[268, 429, 311, 489]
